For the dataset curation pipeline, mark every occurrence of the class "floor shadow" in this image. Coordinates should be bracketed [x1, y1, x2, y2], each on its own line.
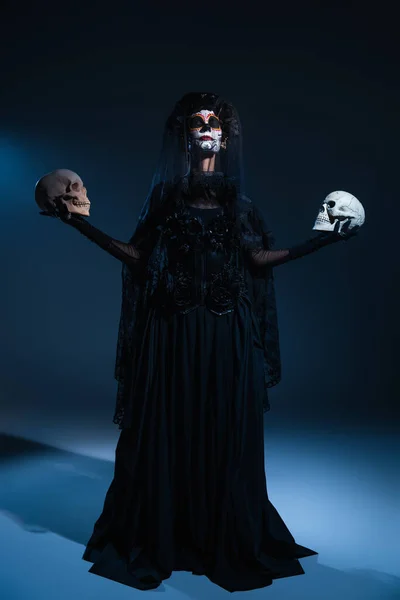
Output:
[0, 432, 399, 600]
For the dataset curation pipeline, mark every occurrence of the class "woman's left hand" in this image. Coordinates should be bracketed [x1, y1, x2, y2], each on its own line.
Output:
[334, 219, 361, 241]
[315, 219, 360, 245]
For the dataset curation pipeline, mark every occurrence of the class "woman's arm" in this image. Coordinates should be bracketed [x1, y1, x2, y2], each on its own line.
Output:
[249, 248, 290, 267]
[249, 223, 360, 267]
[64, 215, 143, 267]
[39, 199, 145, 267]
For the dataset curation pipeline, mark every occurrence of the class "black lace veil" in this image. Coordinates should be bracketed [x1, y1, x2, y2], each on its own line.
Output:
[112, 92, 282, 428]
[137, 92, 244, 222]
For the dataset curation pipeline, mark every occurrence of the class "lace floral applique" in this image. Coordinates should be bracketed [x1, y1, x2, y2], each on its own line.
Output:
[208, 262, 248, 314]
[164, 212, 203, 253]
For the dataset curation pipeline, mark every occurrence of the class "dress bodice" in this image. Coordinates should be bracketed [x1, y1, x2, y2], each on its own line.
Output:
[152, 204, 249, 316]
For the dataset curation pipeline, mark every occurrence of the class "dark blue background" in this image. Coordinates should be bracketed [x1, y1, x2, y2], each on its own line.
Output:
[1, 1, 397, 429]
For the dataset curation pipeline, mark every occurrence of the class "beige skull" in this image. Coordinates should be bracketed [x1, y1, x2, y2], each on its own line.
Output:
[35, 169, 91, 217]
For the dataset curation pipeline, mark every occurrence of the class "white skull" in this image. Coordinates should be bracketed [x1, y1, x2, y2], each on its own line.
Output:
[188, 110, 223, 153]
[313, 190, 365, 233]
[35, 169, 91, 217]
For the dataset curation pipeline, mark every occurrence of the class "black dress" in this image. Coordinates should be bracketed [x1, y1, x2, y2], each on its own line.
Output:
[81, 205, 317, 592]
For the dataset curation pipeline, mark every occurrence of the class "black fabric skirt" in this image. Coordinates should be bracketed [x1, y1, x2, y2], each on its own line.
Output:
[82, 301, 317, 592]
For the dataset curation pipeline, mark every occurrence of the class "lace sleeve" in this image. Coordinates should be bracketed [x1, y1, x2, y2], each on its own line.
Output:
[240, 196, 344, 267]
[250, 248, 291, 266]
[249, 231, 342, 267]
[65, 215, 144, 268]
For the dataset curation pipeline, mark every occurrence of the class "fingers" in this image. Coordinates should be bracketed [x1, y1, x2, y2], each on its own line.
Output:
[41, 199, 58, 217]
[54, 196, 72, 221]
[40, 197, 71, 221]
[337, 219, 354, 238]
[342, 223, 360, 241]
[340, 219, 352, 234]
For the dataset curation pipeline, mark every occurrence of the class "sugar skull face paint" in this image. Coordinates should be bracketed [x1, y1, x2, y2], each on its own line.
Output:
[188, 110, 223, 153]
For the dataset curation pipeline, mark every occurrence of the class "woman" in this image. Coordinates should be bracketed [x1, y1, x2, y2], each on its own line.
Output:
[42, 92, 358, 592]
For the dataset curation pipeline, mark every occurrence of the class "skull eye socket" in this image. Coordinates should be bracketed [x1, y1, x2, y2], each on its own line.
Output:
[327, 201, 336, 208]
[71, 182, 81, 191]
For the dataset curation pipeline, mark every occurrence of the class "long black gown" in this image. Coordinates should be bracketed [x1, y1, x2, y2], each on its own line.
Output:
[81, 205, 317, 592]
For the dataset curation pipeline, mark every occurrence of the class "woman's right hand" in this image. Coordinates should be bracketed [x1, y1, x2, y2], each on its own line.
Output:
[39, 196, 73, 222]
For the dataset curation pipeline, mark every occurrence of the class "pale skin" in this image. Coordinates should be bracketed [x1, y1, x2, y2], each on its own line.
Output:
[187, 109, 220, 174]
[194, 151, 216, 173]
[186, 112, 222, 207]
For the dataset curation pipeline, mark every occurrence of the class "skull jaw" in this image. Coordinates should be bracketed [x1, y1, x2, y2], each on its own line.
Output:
[68, 204, 90, 217]
[45, 196, 91, 217]
[313, 205, 335, 231]
[63, 195, 91, 217]
[39, 197, 90, 217]
[313, 216, 336, 232]
[313, 217, 353, 233]
[313, 204, 350, 233]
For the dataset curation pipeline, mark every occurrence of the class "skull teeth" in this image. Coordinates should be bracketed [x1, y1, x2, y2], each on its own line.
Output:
[315, 214, 330, 224]
[72, 201, 90, 207]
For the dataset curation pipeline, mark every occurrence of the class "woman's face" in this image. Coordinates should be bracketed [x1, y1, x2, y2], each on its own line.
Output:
[187, 110, 223, 153]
